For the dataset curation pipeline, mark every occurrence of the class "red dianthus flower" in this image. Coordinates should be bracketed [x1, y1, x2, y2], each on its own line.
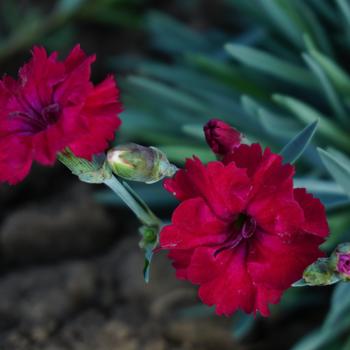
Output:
[0, 45, 122, 184]
[160, 119, 329, 316]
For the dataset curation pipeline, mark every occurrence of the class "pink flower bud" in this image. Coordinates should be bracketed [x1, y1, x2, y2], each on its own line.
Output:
[204, 119, 242, 157]
[337, 253, 350, 280]
[330, 243, 350, 281]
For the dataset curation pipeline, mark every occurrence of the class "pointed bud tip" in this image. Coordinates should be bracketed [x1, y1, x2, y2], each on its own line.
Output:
[204, 119, 242, 157]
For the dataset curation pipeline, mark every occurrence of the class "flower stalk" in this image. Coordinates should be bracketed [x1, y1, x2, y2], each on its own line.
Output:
[58, 146, 173, 282]
[103, 175, 160, 228]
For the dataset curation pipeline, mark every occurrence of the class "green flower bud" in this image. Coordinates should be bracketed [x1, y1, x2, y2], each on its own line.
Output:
[139, 224, 159, 283]
[139, 225, 158, 249]
[303, 258, 339, 286]
[107, 143, 177, 184]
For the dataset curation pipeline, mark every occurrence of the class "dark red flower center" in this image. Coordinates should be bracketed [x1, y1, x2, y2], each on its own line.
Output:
[10, 103, 61, 136]
[214, 214, 257, 256]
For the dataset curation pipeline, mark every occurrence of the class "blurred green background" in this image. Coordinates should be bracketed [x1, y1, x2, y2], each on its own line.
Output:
[1, 1, 350, 349]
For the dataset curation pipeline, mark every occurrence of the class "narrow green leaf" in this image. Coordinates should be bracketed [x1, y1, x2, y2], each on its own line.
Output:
[293, 178, 345, 195]
[139, 61, 232, 96]
[182, 124, 204, 140]
[293, 0, 333, 57]
[240, 96, 290, 139]
[127, 76, 207, 113]
[328, 148, 350, 170]
[267, 0, 333, 57]
[292, 284, 350, 349]
[309, 0, 337, 24]
[260, 0, 303, 47]
[186, 54, 270, 99]
[232, 312, 255, 340]
[273, 94, 350, 152]
[146, 11, 210, 54]
[241, 95, 260, 118]
[304, 34, 350, 94]
[160, 145, 215, 164]
[324, 283, 350, 327]
[291, 319, 350, 350]
[280, 119, 318, 164]
[225, 44, 317, 89]
[229, 0, 268, 22]
[258, 108, 302, 139]
[303, 53, 347, 125]
[323, 213, 350, 250]
[318, 148, 350, 198]
[143, 246, 154, 283]
[336, 0, 350, 31]
[342, 335, 350, 350]
[56, 0, 86, 14]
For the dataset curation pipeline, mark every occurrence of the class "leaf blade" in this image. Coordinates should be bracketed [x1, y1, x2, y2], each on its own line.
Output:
[280, 119, 318, 164]
[225, 44, 317, 89]
[303, 53, 347, 125]
[273, 94, 350, 152]
[318, 148, 350, 198]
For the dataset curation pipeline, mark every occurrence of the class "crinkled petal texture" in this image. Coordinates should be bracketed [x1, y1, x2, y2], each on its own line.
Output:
[161, 143, 329, 317]
[0, 45, 122, 184]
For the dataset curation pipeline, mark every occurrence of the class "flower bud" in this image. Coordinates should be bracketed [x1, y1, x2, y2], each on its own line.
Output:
[139, 225, 159, 283]
[330, 243, 350, 281]
[139, 225, 158, 249]
[303, 258, 337, 286]
[204, 119, 242, 157]
[107, 143, 177, 184]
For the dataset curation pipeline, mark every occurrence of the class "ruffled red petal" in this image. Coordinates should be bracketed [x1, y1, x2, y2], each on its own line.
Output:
[247, 231, 324, 290]
[294, 188, 329, 238]
[160, 197, 228, 250]
[68, 76, 122, 159]
[223, 143, 263, 177]
[194, 246, 257, 316]
[168, 249, 194, 280]
[0, 136, 32, 184]
[246, 146, 301, 234]
[164, 158, 251, 220]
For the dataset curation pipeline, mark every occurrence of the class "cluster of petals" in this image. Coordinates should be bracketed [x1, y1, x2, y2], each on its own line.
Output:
[0, 45, 122, 184]
[160, 119, 329, 316]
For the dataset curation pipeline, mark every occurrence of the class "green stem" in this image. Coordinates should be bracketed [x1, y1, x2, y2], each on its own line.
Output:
[58, 150, 161, 228]
[58, 150, 162, 282]
[103, 175, 160, 227]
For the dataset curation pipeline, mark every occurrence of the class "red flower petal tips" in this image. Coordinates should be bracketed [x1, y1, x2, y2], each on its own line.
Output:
[0, 45, 122, 184]
[160, 119, 329, 317]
